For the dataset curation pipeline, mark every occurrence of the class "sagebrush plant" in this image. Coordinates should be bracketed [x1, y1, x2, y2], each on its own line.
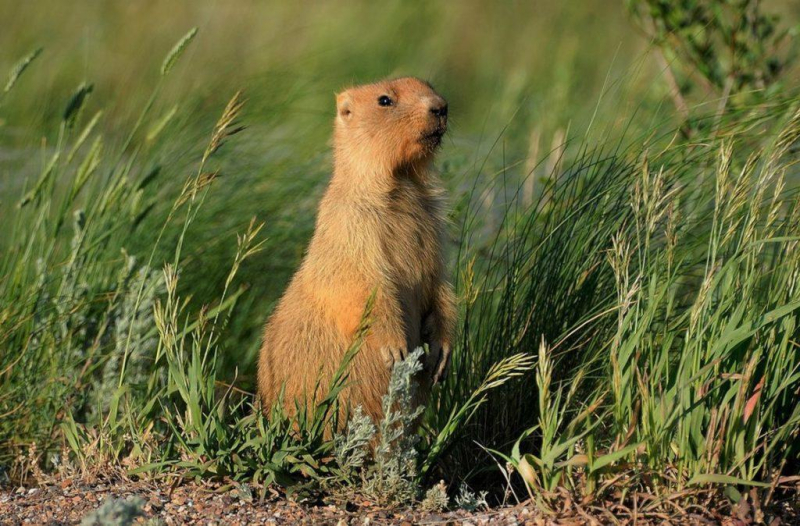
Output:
[93, 264, 163, 415]
[326, 349, 425, 505]
[362, 347, 426, 505]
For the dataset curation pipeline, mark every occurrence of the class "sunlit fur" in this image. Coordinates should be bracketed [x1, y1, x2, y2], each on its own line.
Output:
[258, 77, 456, 422]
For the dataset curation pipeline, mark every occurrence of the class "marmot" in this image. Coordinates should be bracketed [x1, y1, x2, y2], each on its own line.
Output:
[258, 77, 456, 422]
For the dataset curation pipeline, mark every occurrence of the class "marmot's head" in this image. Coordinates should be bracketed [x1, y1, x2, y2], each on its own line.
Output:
[334, 77, 448, 172]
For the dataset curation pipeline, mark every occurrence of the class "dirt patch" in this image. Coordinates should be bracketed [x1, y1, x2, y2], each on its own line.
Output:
[1, 478, 797, 525]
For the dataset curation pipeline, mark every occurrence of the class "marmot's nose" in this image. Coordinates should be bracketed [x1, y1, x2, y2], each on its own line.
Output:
[429, 101, 448, 118]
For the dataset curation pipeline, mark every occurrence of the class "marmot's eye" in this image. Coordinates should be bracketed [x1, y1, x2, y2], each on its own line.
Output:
[378, 95, 393, 107]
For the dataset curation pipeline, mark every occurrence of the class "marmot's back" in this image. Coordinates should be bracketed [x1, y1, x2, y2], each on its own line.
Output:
[258, 77, 456, 422]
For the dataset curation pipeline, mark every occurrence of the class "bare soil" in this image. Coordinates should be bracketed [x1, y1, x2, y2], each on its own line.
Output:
[1, 477, 797, 525]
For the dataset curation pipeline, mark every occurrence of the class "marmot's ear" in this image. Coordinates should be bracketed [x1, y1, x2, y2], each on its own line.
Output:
[336, 91, 353, 122]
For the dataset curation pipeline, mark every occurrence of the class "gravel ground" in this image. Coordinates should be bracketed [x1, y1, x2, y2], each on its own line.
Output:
[1, 477, 797, 525]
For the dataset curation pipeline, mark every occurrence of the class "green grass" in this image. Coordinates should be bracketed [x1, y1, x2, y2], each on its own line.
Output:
[1, 0, 799, 515]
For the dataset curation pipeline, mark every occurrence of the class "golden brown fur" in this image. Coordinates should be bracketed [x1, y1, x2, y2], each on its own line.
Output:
[258, 77, 456, 421]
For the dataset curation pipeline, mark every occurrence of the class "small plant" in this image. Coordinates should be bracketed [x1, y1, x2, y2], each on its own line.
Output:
[420, 480, 449, 512]
[80, 497, 145, 526]
[326, 346, 534, 506]
[360, 347, 426, 506]
[325, 348, 426, 505]
[454, 483, 489, 512]
[93, 263, 164, 414]
[333, 406, 376, 480]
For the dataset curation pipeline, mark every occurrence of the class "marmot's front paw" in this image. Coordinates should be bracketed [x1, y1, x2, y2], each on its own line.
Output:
[424, 342, 451, 384]
[383, 346, 407, 368]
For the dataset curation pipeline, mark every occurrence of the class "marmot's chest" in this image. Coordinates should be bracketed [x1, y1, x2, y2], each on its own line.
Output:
[380, 193, 441, 286]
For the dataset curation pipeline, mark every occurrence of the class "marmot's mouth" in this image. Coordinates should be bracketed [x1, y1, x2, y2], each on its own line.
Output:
[421, 128, 446, 147]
